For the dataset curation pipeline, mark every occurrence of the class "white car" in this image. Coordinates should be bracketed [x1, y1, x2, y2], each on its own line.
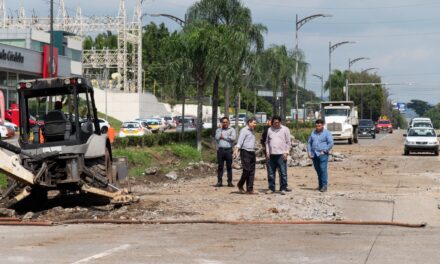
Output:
[118, 121, 151, 138]
[404, 127, 439, 156]
[97, 118, 110, 133]
[4, 120, 18, 132]
[0, 125, 9, 138]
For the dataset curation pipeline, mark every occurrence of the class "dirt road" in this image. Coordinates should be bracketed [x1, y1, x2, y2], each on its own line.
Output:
[107, 129, 438, 225]
[1, 130, 439, 263]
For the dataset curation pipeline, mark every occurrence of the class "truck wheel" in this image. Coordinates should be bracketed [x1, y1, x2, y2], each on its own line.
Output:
[101, 126, 108, 134]
[372, 134, 376, 139]
[435, 150, 439, 156]
[404, 149, 409, 155]
[353, 129, 358, 144]
[348, 138, 353, 145]
[86, 148, 114, 184]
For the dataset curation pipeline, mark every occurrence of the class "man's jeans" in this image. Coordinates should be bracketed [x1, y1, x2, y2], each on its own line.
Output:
[312, 154, 329, 188]
[267, 154, 288, 191]
[217, 148, 233, 183]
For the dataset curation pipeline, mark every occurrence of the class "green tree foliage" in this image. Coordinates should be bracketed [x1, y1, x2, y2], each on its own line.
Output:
[325, 70, 385, 120]
[407, 99, 431, 116]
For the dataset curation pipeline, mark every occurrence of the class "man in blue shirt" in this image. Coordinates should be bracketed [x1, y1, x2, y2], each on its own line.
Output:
[307, 119, 334, 192]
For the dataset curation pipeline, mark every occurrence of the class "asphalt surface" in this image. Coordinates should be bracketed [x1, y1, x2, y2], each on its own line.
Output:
[1, 130, 439, 264]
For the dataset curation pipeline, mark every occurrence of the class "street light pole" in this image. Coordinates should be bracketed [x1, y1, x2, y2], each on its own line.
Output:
[328, 41, 355, 100]
[294, 13, 331, 125]
[346, 57, 369, 101]
[312, 74, 324, 101]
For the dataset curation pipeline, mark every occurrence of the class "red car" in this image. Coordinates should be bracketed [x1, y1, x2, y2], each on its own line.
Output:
[376, 119, 393, 134]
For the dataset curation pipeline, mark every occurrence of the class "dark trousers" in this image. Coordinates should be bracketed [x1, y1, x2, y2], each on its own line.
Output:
[267, 154, 288, 191]
[217, 148, 233, 183]
[238, 150, 256, 191]
[313, 154, 329, 189]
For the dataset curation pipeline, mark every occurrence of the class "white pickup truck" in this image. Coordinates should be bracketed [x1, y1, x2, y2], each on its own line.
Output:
[321, 101, 359, 144]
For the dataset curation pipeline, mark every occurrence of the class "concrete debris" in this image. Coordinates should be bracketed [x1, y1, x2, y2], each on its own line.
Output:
[233, 135, 346, 169]
[0, 208, 16, 217]
[165, 171, 178, 181]
[22, 212, 34, 220]
[144, 167, 159, 175]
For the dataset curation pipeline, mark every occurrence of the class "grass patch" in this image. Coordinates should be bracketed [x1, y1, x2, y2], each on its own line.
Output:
[113, 148, 153, 177]
[112, 143, 207, 177]
[98, 112, 123, 132]
[0, 173, 6, 188]
[170, 144, 201, 161]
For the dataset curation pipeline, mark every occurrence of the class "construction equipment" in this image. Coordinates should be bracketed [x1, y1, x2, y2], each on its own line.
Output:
[0, 77, 137, 208]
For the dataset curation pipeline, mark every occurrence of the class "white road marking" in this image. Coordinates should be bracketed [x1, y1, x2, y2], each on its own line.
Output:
[71, 244, 131, 264]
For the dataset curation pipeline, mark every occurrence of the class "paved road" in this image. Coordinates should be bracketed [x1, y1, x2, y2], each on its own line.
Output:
[0, 223, 439, 264]
[1, 130, 439, 264]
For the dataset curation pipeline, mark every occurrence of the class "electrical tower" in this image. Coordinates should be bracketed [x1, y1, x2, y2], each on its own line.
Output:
[0, 0, 143, 93]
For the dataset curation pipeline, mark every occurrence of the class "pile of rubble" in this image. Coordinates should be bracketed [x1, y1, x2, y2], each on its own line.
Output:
[233, 136, 346, 169]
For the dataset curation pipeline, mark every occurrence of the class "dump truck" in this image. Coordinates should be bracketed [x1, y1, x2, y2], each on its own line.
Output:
[320, 101, 359, 144]
[0, 77, 137, 208]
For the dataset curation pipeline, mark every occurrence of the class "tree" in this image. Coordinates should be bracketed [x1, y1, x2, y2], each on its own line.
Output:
[181, 21, 221, 151]
[407, 99, 431, 116]
[187, 0, 266, 135]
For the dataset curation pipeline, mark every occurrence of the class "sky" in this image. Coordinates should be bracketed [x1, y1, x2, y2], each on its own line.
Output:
[6, 0, 440, 104]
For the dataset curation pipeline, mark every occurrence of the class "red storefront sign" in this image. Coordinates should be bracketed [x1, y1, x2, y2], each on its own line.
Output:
[42, 44, 58, 78]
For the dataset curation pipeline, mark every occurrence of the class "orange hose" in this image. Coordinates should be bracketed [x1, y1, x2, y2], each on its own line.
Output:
[59, 219, 426, 228]
[0, 220, 53, 226]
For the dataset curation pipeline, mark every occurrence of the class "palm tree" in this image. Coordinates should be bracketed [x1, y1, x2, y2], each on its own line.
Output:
[180, 21, 223, 151]
[187, 0, 266, 135]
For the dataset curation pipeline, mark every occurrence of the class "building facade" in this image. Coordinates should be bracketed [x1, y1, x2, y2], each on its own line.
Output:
[0, 28, 82, 108]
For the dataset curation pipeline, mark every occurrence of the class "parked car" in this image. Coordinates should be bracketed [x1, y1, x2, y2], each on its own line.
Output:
[376, 119, 393, 133]
[0, 125, 13, 138]
[163, 116, 176, 128]
[118, 121, 150, 137]
[230, 113, 247, 127]
[404, 127, 439, 156]
[4, 120, 18, 132]
[176, 116, 197, 133]
[150, 116, 168, 130]
[97, 118, 110, 133]
[358, 119, 376, 139]
[141, 119, 165, 133]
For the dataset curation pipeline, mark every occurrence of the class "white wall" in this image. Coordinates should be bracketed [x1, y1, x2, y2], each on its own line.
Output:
[93, 89, 170, 121]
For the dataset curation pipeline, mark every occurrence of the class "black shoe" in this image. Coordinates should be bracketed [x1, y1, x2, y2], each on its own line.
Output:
[227, 182, 234, 187]
[215, 182, 223, 187]
[319, 186, 327, 192]
[284, 187, 292, 192]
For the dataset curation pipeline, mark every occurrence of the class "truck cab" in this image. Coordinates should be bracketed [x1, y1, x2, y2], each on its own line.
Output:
[321, 101, 359, 144]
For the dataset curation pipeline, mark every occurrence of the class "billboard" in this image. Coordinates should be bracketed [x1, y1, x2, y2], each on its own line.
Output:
[396, 103, 406, 113]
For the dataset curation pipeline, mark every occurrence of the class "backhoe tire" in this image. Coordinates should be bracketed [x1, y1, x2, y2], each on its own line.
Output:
[86, 148, 114, 184]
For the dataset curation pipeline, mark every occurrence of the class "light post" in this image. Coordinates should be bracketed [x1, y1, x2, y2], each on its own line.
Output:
[360, 68, 378, 117]
[346, 57, 369, 101]
[312, 74, 324, 101]
[329, 41, 355, 100]
[294, 13, 332, 124]
[361, 67, 378, 74]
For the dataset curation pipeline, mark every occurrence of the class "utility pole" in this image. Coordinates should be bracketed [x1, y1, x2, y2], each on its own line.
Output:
[346, 57, 369, 101]
[294, 13, 331, 125]
[329, 41, 355, 100]
[312, 74, 323, 101]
